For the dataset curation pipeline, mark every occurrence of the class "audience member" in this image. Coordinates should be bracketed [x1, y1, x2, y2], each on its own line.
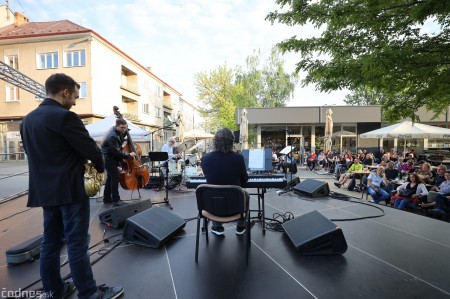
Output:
[392, 173, 428, 210]
[334, 158, 363, 188]
[367, 166, 390, 204]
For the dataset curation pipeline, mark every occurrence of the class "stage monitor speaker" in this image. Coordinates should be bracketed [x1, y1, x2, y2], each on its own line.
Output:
[282, 210, 347, 255]
[293, 179, 329, 197]
[99, 200, 152, 228]
[287, 176, 300, 188]
[122, 207, 186, 248]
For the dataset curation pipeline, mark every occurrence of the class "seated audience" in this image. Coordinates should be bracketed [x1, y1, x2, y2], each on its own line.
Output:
[422, 171, 450, 208]
[334, 158, 363, 188]
[416, 162, 435, 185]
[367, 166, 390, 204]
[392, 173, 428, 210]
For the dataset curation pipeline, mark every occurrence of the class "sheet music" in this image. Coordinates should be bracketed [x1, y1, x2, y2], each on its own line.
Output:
[248, 149, 264, 170]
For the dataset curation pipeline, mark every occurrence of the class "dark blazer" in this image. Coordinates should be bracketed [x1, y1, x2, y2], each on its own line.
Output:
[201, 151, 248, 187]
[20, 98, 104, 207]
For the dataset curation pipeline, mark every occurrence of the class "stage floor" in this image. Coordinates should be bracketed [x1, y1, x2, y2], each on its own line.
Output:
[1, 184, 450, 299]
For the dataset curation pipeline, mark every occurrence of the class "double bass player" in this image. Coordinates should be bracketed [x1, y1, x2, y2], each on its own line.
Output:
[101, 118, 136, 206]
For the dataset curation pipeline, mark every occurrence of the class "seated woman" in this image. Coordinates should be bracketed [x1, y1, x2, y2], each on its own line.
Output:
[392, 173, 428, 210]
[416, 162, 435, 185]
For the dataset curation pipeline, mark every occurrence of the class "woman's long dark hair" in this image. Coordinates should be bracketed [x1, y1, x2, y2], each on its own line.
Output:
[213, 128, 234, 154]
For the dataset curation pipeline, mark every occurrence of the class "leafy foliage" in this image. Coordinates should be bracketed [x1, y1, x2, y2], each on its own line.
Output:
[267, 0, 450, 122]
[195, 48, 297, 132]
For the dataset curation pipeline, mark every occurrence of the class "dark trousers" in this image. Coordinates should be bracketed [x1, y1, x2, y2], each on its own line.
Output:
[213, 191, 250, 228]
[104, 157, 121, 202]
[41, 199, 97, 299]
[435, 194, 450, 212]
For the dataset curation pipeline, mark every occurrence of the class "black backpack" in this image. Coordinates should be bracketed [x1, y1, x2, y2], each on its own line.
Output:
[347, 176, 356, 191]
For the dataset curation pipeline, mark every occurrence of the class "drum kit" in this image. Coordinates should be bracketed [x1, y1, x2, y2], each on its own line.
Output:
[164, 140, 204, 189]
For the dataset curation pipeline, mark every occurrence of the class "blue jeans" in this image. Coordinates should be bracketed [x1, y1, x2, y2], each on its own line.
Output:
[41, 199, 97, 299]
[368, 186, 389, 203]
[394, 198, 416, 209]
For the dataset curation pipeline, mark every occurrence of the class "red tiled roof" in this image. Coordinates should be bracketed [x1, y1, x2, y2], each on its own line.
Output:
[0, 20, 91, 39]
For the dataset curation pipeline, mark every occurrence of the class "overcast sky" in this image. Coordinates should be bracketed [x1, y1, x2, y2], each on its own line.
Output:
[10, 0, 350, 106]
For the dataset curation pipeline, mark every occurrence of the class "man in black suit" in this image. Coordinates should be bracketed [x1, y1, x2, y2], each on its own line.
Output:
[201, 128, 249, 235]
[20, 74, 124, 299]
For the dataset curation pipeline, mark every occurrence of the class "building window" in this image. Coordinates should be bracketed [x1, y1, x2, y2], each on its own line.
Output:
[37, 52, 58, 69]
[65, 50, 86, 67]
[6, 55, 19, 69]
[5, 86, 20, 101]
[78, 82, 87, 98]
[143, 103, 149, 114]
[155, 106, 161, 118]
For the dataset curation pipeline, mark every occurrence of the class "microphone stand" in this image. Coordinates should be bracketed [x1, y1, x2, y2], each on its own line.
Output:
[277, 129, 295, 195]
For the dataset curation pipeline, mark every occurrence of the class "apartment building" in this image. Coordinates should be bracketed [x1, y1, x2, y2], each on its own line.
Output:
[0, 5, 201, 160]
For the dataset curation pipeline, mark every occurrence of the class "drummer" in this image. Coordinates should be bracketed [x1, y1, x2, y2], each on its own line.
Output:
[161, 137, 181, 164]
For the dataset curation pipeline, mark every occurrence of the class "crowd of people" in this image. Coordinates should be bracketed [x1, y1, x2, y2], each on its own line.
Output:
[297, 147, 450, 218]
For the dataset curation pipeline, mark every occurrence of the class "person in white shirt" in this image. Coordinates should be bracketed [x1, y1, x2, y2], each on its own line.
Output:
[367, 166, 389, 204]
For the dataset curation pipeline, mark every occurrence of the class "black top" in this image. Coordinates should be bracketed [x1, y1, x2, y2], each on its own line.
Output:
[101, 127, 131, 161]
[20, 98, 104, 207]
[201, 151, 248, 186]
[385, 168, 400, 180]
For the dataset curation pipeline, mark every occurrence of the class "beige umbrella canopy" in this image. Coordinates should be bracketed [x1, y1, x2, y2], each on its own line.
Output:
[183, 129, 214, 141]
[239, 108, 249, 149]
[176, 111, 184, 143]
[324, 108, 333, 152]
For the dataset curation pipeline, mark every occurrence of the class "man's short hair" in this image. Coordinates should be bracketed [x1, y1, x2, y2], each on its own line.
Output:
[45, 73, 80, 96]
[115, 118, 127, 126]
[168, 137, 176, 143]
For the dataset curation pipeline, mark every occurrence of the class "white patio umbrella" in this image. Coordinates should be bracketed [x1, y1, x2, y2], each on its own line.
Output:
[239, 108, 249, 149]
[360, 120, 450, 151]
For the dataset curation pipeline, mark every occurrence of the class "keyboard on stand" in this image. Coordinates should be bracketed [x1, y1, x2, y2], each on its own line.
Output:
[186, 174, 287, 189]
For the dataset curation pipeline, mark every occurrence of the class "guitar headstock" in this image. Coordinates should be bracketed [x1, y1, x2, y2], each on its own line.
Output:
[113, 106, 123, 118]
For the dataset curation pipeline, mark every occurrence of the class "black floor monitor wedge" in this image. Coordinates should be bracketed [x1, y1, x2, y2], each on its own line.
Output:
[282, 210, 347, 255]
[123, 207, 186, 248]
[293, 179, 330, 197]
[99, 200, 153, 228]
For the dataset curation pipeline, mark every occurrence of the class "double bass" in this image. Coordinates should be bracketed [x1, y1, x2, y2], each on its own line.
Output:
[113, 106, 150, 190]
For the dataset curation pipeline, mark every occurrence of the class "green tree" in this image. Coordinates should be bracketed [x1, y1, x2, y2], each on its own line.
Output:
[235, 47, 298, 107]
[195, 64, 239, 131]
[267, 0, 450, 122]
[343, 86, 385, 106]
[195, 48, 297, 133]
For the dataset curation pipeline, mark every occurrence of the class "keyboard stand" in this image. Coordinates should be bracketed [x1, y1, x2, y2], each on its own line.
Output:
[249, 187, 267, 234]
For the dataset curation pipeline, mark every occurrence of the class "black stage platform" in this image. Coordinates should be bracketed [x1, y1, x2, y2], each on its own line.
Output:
[1, 187, 450, 299]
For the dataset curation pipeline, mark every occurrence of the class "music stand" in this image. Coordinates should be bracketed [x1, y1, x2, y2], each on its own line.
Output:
[149, 152, 172, 209]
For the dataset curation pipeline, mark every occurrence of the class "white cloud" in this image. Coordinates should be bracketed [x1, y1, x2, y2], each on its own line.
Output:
[8, 0, 348, 105]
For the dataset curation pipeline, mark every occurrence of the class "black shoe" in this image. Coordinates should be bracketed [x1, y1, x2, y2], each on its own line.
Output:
[236, 226, 245, 235]
[88, 284, 124, 299]
[211, 226, 225, 236]
[103, 198, 112, 203]
[112, 200, 127, 207]
[334, 182, 341, 188]
[40, 281, 76, 299]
